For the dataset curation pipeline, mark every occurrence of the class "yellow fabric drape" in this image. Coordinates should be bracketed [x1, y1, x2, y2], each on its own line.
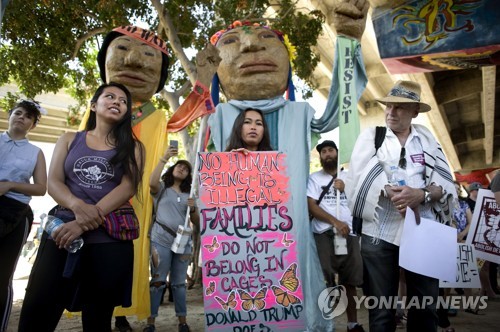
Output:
[77, 107, 167, 320]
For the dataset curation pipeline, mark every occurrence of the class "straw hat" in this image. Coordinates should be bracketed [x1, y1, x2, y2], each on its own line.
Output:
[376, 80, 431, 113]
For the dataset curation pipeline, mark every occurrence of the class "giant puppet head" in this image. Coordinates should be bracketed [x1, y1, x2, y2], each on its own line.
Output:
[97, 25, 170, 102]
[210, 21, 295, 101]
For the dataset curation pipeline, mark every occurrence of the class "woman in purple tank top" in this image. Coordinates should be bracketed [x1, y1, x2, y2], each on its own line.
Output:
[19, 83, 145, 332]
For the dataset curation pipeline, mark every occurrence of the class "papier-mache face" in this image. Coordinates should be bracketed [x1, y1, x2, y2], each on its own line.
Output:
[215, 25, 290, 100]
[105, 36, 163, 102]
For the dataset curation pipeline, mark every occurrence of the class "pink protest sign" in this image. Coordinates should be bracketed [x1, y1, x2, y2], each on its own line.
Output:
[198, 152, 306, 332]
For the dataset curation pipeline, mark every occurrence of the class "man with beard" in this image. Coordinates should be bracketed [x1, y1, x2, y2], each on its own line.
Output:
[307, 140, 364, 332]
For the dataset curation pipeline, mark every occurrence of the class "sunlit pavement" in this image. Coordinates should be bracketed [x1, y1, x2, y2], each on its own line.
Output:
[7, 255, 500, 332]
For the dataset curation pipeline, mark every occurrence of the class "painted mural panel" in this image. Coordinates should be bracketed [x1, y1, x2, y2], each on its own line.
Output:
[372, 0, 500, 73]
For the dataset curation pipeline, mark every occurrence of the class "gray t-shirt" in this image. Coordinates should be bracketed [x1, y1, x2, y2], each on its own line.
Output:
[151, 183, 191, 247]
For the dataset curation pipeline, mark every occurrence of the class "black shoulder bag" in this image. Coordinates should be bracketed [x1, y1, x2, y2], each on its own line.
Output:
[309, 176, 335, 221]
[150, 187, 177, 238]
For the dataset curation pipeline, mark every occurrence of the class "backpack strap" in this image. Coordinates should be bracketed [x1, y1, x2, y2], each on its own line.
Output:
[374, 126, 387, 153]
[353, 126, 387, 235]
[149, 186, 168, 237]
[309, 175, 336, 222]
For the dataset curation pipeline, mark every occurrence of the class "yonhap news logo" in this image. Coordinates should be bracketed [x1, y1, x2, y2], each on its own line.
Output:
[318, 286, 488, 319]
[317, 285, 348, 319]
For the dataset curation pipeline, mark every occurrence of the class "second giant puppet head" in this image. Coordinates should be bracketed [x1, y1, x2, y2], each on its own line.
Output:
[97, 25, 170, 103]
[210, 21, 295, 101]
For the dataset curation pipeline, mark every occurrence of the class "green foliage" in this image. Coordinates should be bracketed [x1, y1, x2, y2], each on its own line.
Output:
[1, 0, 153, 106]
[271, 1, 324, 98]
[0, 91, 22, 113]
[1, 0, 324, 111]
[309, 155, 322, 173]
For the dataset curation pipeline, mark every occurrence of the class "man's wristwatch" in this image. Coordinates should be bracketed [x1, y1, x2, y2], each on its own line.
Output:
[422, 188, 432, 204]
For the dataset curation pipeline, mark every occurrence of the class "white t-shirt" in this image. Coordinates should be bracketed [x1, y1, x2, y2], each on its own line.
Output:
[307, 170, 352, 234]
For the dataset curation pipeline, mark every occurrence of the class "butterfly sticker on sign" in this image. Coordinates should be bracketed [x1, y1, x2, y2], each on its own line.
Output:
[205, 280, 216, 296]
[204, 236, 220, 253]
[281, 233, 294, 247]
[238, 287, 268, 311]
[214, 290, 237, 311]
[271, 263, 302, 307]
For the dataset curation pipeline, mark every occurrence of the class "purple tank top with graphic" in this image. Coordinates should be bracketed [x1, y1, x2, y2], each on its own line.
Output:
[64, 131, 124, 204]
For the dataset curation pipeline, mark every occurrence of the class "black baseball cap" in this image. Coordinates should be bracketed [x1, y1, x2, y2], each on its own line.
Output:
[316, 140, 338, 153]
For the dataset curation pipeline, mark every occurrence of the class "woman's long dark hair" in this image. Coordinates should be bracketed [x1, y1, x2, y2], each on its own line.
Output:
[225, 108, 272, 151]
[161, 160, 192, 193]
[86, 82, 145, 193]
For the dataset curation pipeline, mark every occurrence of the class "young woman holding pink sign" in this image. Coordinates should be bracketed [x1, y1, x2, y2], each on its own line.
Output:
[225, 109, 272, 153]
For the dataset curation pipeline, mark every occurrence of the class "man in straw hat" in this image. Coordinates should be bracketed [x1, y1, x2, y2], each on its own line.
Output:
[345, 80, 456, 332]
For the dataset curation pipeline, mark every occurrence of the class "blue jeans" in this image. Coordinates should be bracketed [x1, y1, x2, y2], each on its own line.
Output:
[361, 235, 438, 332]
[149, 241, 191, 318]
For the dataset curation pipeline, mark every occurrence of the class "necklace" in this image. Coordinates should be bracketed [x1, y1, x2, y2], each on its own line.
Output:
[171, 187, 181, 203]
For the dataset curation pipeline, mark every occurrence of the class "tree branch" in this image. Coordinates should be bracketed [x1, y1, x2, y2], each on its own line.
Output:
[243, 0, 259, 20]
[149, 0, 197, 85]
[175, 80, 193, 99]
[71, 27, 108, 60]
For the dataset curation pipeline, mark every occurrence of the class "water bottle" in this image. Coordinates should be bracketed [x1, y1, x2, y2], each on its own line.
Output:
[389, 165, 408, 186]
[44, 216, 84, 253]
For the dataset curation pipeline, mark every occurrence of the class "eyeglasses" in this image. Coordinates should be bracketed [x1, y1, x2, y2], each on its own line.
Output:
[399, 147, 407, 169]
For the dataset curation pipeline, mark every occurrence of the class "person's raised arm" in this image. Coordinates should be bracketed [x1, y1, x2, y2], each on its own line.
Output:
[149, 146, 178, 195]
[195, 43, 221, 88]
[323, 0, 370, 41]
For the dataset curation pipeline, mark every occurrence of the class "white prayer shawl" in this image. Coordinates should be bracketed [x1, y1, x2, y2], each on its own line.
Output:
[345, 124, 457, 245]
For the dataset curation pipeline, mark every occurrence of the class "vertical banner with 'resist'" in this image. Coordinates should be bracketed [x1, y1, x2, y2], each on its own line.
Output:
[338, 36, 360, 165]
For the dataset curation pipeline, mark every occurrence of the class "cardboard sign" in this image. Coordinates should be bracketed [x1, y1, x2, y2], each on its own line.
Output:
[466, 189, 500, 263]
[439, 244, 480, 288]
[198, 152, 306, 332]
